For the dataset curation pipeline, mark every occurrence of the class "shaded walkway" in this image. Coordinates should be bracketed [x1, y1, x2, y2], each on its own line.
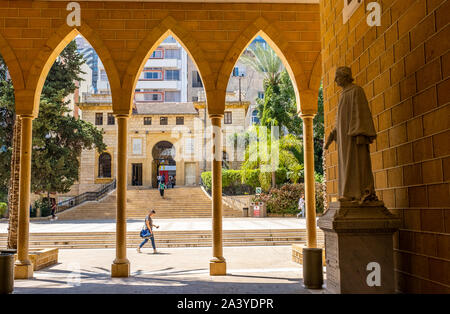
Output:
[13, 246, 327, 294]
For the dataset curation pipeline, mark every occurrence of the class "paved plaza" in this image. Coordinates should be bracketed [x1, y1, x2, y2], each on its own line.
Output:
[12, 246, 327, 294]
[0, 217, 308, 234]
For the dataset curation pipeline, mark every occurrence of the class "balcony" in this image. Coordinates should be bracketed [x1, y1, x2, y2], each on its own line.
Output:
[144, 58, 181, 68]
[135, 80, 182, 90]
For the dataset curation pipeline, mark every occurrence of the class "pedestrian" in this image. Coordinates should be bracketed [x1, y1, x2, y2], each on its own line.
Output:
[169, 176, 173, 188]
[173, 175, 176, 187]
[50, 199, 58, 221]
[157, 175, 161, 184]
[297, 194, 305, 218]
[161, 174, 165, 185]
[158, 180, 166, 198]
[137, 209, 159, 254]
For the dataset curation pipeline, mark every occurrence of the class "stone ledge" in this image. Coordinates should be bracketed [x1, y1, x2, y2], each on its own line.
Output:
[14, 248, 59, 271]
[292, 244, 325, 266]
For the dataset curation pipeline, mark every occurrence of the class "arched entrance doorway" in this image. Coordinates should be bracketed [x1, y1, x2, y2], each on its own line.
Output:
[152, 141, 176, 188]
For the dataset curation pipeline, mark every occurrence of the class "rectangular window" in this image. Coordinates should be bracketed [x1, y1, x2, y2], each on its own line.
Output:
[144, 71, 162, 80]
[150, 49, 163, 59]
[258, 91, 264, 99]
[176, 117, 184, 125]
[132, 138, 143, 155]
[165, 91, 181, 102]
[143, 93, 163, 102]
[160, 117, 168, 125]
[95, 113, 103, 125]
[107, 113, 115, 125]
[100, 70, 108, 81]
[165, 70, 180, 81]
[232, 67, 239, 77]
[192, 96, 199, 102]
[224, 111, 232, 124]
[165, 49, 181, 59]
[143, 117, 152, 125]
[192, 71, 203, 88]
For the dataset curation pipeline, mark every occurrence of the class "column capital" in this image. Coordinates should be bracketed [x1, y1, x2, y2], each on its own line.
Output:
[114, 113, 130, 119]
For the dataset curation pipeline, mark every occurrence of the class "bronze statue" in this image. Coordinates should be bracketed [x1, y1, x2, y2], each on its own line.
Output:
[324, 66, 378, 204]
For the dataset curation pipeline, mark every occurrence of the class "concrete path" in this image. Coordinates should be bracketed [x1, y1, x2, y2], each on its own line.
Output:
[0, 217, 309, 233]
[12, 246, 327, 294]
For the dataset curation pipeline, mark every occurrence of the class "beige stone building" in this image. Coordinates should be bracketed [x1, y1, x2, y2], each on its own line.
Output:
[72, 94, 249, 194]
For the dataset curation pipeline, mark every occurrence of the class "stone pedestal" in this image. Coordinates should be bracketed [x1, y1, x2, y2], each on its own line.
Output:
[14, 263, 33, 279]
[318, 201, 400, 294]
[111, 261, 130, 278]
[209, 259, 226, 276]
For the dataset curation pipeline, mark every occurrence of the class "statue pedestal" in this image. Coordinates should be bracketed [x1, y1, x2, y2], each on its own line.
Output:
[318, 201, 400, 294]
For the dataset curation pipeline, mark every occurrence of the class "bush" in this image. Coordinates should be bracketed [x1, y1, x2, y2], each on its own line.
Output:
[253, 183, 325, 215]
[242, 169, 260, 189]
[0, 202, 7, 218]
[33, 198, 51, 217]
[201, 171, 212, 190]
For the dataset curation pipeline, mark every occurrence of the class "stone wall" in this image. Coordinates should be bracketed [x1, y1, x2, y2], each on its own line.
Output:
[321, 0, 449, 293]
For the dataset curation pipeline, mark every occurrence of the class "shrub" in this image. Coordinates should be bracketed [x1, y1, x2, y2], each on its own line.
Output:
[33, 198, 51, 217]
[242, 169, 260, 189]
[201, 171, 212, 190]
[253, 183, 325, 215]
[0, 202, 7, 218]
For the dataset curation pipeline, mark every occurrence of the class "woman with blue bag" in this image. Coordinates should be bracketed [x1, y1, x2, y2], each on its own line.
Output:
[137, 210, 159, 253]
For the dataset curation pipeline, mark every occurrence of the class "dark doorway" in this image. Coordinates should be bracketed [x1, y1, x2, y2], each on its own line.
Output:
[132, 163, 143, 186]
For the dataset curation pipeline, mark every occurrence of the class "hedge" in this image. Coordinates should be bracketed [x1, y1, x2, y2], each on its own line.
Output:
[0, 202, 7, 218]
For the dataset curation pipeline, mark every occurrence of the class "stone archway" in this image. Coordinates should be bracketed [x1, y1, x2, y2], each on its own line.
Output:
[151, 141, 176, 188]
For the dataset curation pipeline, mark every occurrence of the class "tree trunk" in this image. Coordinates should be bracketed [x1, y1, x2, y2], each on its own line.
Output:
[7, 117, 21, 250]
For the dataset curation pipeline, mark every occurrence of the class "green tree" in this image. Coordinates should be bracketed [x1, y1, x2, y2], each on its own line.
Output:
[0, 41, 106, 199]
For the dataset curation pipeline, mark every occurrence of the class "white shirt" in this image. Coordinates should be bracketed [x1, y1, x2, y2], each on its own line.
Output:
[298, 197, 305, 209]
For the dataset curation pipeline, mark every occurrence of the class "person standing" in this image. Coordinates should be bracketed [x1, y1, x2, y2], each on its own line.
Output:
[137, 210, 159, 253]
[158, 180, 166, 198]
[50, 199, 58, 221]
[297, 194, 305, 218]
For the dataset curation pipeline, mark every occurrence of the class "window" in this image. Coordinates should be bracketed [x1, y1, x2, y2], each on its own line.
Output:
[176, 117, 184, 125]
[144, 117, 152, 125]
[95, 113, 103, 125]
[165, 70, 180, 81]
[107, 113, 115, 125]
[165, 49, 181, 59]
[143, 93, 163, 101]
[98, 153, 111, 178]
[222, 151, 229, 169]
[192, 71, 203, 88]
[258, 91, 264, 99]
[144, 71, 162, 80]
[100, 70, 108, 81]
[165, 91, 181, 102]
[160, 117, 168, 125]
[224, 111, 232, 124]
[132, 138, 143, 155]
[251, 110, 260, 125]
[232, 67, 240, 77]
[192, 96, 199, 102]
[150, 49, 163, 59]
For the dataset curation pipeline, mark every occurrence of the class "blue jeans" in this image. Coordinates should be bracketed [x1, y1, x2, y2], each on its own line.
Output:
[139, 235, 156, 249]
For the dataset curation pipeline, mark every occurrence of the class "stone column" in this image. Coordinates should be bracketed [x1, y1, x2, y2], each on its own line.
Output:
[14, 115, 34, 279]
[300, 113, 317, 248]
[111, 114, 130, 277]
[209, 114, 226, 275]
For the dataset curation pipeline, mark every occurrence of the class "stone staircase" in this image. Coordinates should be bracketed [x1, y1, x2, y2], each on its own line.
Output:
[0, 229, 325, 249]
[56, 187, 242, 220]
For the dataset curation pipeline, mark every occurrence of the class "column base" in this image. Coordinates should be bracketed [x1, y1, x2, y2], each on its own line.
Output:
[209, 259, 227, 276]
[111, 262, 130, 278]
[14, 263, 33, 279]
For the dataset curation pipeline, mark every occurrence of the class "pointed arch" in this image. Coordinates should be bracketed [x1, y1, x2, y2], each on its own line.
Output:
[309, 52, 322, 91]
[25, 21, 120, 116]
[121, 16, 213, 115]
[217, 17, 310, 108]
[0, 30, 24, 90]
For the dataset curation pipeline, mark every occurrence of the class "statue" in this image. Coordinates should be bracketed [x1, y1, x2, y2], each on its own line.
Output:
[324, 66, 378, 204]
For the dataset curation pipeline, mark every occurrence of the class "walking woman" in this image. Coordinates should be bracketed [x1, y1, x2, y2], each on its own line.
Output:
[137, 210, 159, 253]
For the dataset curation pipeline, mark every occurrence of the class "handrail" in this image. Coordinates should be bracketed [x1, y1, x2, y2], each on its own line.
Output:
[56, 179, 116, 214]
